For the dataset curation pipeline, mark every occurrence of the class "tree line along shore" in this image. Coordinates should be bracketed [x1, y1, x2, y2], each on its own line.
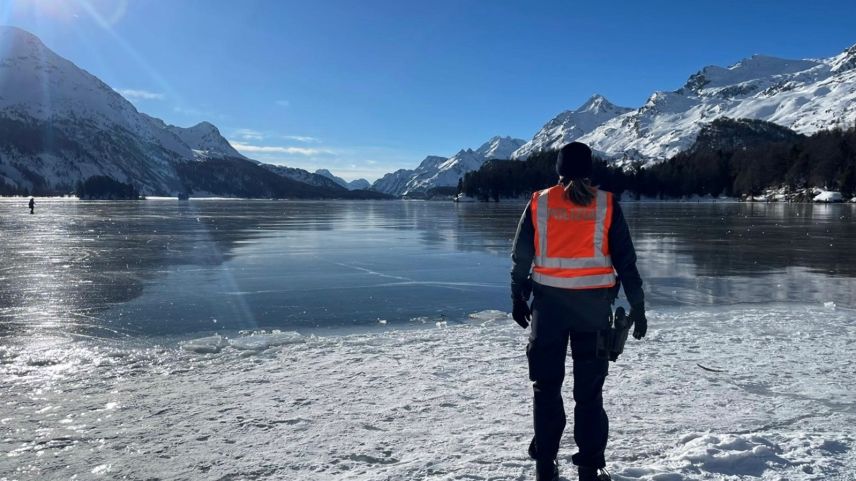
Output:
[459, 118, 856, 203]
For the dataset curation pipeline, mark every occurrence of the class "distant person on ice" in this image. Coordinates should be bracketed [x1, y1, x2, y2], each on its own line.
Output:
[28, 197, 34, 215]
[510, 142, 647, 481]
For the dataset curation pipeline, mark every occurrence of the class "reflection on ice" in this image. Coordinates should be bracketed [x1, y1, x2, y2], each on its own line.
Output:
[2, 200, 855, 338]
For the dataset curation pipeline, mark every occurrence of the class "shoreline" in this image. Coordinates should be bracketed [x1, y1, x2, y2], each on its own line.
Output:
[3, 195, 855, 204]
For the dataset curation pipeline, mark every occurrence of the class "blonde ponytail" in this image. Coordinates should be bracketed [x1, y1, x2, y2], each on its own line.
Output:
[562, 177, 595, 206]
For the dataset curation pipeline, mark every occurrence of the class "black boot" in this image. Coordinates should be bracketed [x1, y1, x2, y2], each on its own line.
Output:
[578, 466, 611, 481]
[535, 459, 559, 481]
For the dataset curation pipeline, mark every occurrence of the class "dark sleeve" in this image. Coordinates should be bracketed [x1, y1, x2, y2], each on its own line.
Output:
[510, 200, 535, 300]
[609, 200, 645, 308]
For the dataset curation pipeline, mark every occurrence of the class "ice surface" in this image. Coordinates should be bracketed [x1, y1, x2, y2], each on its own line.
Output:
[4, 200, 855, 337]
[1, 304, 854, 480]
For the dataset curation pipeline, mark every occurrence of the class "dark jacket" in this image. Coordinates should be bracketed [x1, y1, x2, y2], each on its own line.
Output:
[510, 192, 644, 308]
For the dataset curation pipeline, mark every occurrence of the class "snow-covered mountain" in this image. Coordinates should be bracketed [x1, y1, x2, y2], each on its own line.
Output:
[372, 167, 421, 197]
[0, 26, 379, 198]
[512, 95, 633, 159]
[473, 135, 527, 161]
[0, 26, 193, 192]
[165, 121, 246, 159]
[372, 136, 525, 196]
[315, 169, 371, 190]
[514, 45, 856, 163]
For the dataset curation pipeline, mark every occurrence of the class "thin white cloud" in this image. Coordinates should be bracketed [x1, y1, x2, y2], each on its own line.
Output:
[229, 140, 333, 156]
[283, 135, 320, 143]
[116, 88, 165, 100]
[234, 128, 264, 141]
[231, 130, 319, 143]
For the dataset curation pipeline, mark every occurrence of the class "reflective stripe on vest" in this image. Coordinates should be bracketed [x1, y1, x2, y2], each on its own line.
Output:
[531, 186, 616, 289]
[531, 271, 616, 289]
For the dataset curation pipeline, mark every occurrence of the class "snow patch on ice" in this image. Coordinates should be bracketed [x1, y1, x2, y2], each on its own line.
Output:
[679, 434, 787, 476]
[181, 331, 302, 353]
[612, 431, 855, 480]
[179, 334, 228, 353]
[468, 309, 511, 325]
[228, 330, 302, 351]
[813, 190, 844, 203]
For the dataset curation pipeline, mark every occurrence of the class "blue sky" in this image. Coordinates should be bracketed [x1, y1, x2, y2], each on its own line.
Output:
[3, 0, 855, 181]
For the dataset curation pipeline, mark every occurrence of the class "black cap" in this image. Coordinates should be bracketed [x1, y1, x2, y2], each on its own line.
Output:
[556, 142, 592, 179]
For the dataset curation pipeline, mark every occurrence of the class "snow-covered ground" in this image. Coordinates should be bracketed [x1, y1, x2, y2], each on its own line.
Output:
[2, 304, 854, 480]
[813, 190, 845, 203]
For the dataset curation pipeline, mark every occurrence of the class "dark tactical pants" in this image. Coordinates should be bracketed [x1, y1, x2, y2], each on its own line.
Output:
[526, 285, 611, 468]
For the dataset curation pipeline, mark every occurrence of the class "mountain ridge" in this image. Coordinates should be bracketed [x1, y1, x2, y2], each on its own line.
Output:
[0, 26, 386, 199]
[371, 136, 525, 197]
[513, 44, 856, 163]
[315, 169, 371, 190]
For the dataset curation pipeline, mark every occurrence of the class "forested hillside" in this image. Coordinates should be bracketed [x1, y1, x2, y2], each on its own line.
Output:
[460, 118, 856, 201]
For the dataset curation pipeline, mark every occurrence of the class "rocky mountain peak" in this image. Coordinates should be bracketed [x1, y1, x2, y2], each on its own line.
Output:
[577, 94, 616, 113]
[831, 43, 856, 73]
[0, 25, 47, 56]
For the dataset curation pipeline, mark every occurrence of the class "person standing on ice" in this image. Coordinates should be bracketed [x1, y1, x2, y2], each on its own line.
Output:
[510, 142, 647, 481]
[28, 197, 35, 215]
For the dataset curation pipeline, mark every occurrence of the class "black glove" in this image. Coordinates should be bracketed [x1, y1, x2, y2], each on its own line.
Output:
[511, 276, 533, 305]
[512, 298, 531, 329]
[630, 305, 647, 340]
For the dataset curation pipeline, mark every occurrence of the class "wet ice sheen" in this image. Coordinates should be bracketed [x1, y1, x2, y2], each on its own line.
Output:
[1, 305, 854, 480]
[2, 199, 855, 338]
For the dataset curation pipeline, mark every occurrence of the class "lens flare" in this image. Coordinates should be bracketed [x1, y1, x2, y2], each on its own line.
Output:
[4, 0, 128, 26]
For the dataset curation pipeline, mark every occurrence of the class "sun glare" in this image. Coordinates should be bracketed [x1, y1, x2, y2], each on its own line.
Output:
[5, 0, 128, 26]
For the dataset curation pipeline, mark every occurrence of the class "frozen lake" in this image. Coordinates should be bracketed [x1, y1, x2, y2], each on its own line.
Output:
[1, 199, 855, 337]
[1, 198, 855, 480]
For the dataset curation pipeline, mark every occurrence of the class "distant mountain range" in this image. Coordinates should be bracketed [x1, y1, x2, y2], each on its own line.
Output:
[511, 46, 856, 164]
[315, 169, 371, 190]
[370, 42, 855, 195]
[511, 94, 633, 160]
[371, 136, 526, 197]
[0, 26, 385, 199]
[1, 25, 853, 198]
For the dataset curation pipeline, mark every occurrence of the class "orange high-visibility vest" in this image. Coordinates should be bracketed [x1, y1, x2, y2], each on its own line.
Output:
[530, 185, 616, 290]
